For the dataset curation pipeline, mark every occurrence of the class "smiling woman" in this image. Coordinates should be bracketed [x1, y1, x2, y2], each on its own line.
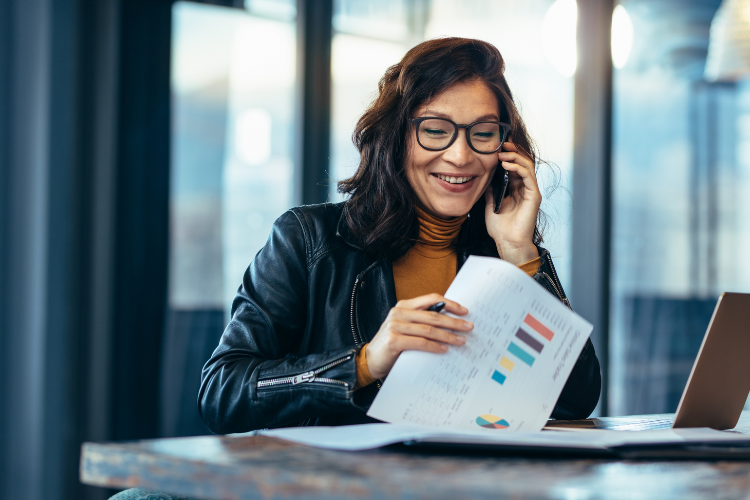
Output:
[405, 82, 504, 218]
[198, 37, 601, 434]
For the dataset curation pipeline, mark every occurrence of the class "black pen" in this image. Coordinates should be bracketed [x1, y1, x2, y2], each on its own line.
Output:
[426, 302, 446, 313]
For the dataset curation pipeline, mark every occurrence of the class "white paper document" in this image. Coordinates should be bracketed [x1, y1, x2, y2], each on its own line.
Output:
[261, 423, 750, 452]
[366, 256, 593, 432]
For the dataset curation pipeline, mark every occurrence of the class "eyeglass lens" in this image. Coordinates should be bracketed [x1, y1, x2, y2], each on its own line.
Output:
[417, 118, 504, 153]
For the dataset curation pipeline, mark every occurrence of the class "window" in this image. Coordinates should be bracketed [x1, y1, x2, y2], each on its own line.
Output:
[165, 1, 296, 436]
[609, 0, 750, 415]
[170, 1, 296, 315]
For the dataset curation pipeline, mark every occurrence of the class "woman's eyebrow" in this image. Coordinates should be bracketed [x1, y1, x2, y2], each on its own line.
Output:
[417, 110, 500, 121]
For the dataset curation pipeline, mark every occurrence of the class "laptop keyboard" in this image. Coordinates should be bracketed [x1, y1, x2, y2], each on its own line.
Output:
[604, 419, 674, 431]
[545, 417, 675, 431]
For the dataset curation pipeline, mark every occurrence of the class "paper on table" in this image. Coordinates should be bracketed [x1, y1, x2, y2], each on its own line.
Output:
[262, 424, 608, 451]
[261, 423, 750, 452]
[367, 256, 593, 432]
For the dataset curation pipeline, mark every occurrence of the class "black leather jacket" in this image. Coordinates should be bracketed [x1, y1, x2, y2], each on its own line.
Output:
[199, 202, 601, 434]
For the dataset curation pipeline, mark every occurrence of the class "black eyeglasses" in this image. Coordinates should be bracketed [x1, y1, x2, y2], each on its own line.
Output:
[410, 117, 511, 154]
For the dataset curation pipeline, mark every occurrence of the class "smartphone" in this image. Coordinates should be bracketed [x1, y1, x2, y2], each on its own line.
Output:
[492, 162, 509, 214]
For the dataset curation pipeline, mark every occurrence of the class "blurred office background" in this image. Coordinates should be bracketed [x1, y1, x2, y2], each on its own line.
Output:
[1, 0, 750, 498]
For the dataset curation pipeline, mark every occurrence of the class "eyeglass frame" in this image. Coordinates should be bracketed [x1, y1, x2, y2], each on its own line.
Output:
[410, 117, 512, 154]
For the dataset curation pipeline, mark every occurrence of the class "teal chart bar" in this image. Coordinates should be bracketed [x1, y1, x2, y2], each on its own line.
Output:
[491, 370, 506, 385]
[507, 341, 535, 367]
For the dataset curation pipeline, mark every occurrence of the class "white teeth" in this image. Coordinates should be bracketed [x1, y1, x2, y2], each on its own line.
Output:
[437, 174, 471, 184]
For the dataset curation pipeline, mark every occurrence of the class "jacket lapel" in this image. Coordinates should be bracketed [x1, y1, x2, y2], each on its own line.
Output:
[336, 209, 397, 345]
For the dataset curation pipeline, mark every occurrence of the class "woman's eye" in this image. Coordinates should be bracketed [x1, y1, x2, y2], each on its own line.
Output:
[424, 128, 448, 136]
[472, 131, 497, 141]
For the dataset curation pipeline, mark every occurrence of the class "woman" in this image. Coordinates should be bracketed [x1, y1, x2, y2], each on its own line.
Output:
[198, 37, 601, 434]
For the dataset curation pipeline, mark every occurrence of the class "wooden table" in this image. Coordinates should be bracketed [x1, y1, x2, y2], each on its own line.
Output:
[81, 412, 750, 500]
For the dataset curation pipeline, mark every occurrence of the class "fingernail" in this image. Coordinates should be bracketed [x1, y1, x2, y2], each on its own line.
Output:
[465, 321, 474, 329]
[456, 336, 466, 344]
[441, 345, 449, 351]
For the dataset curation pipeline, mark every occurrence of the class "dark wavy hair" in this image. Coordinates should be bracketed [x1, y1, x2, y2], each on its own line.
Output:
[337, 37, 544, 261]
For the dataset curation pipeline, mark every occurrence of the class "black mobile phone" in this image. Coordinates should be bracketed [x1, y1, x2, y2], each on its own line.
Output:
[492, 162, 509, 214]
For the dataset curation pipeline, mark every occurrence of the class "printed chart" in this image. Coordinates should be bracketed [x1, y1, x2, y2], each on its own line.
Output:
[476, 414, 510, 429]
[490, 313, 556, 386]
[367, 256, 593, 432]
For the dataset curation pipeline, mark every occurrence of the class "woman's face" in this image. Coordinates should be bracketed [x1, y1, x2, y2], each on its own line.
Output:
[405, 80, 500, 219]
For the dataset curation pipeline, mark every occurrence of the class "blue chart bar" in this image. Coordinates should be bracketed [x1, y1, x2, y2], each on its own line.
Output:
[491, 370, 506, 385]
[508, 342, 535, 367]
[515, 328, 544, 353]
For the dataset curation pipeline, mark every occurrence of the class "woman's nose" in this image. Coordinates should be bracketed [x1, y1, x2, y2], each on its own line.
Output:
[442, 132, 474, 167]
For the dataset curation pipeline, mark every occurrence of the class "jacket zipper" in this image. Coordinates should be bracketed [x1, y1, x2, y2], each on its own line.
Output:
[257, 355, 352, 389]
[541, 256, 571, 309]
[350, 276, 363, 345]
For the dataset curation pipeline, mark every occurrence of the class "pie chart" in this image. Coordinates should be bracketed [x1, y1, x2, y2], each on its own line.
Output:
[476, 414, 510, 429]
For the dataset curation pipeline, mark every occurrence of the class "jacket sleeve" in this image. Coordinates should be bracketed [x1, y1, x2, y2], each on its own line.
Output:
[198, 210, 360, 434]
[534, 249, 602, 420]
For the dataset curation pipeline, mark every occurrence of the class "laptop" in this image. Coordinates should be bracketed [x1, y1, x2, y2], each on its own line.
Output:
[546, 292, 750, 431]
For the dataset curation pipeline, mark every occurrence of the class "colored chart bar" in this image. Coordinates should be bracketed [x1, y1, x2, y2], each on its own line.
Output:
[499, 356, 515, 372]
[524, 313, 555, 341]
[507, 342, 535, 366]
[515, 328, 544, 353]
[491, 370, 506, 385]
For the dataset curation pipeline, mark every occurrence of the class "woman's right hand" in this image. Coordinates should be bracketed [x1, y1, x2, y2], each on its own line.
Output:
[365, 293, 473, 380]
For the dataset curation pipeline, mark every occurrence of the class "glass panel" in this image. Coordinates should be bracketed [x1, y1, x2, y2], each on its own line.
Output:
[333, 0, 410, 41]
[329, 33, 406, 200]
[329, 0, 576, 291]
[170, 1, 296, 315]
[166, 1, 296, 436]
[220, 14, 296, 310]
[245, 0, 296, 21]
[610, 0, 750, 415]
[170, 3, 241, 310]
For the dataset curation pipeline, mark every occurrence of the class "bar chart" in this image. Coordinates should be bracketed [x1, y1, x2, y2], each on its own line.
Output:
[491, 313, 556, 386]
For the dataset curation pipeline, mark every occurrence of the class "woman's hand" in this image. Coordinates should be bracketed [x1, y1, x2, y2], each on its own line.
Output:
[366, 293, 473, 380]
[484, 142, 541, 265]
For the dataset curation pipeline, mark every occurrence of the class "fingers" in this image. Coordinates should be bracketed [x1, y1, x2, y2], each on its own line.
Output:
[367, 294, 473, 378]
[500, 157, 536, 184]
[499, 142, 535, 180]
[395, 293, 468, 316]
[499, 161, 541, 203]
[500, 141, 530, 157]
[367, 293, 474, 378]
[390, 307, 473, 332]
[389, 320, 467, 346]
[390, 335, 453, 354]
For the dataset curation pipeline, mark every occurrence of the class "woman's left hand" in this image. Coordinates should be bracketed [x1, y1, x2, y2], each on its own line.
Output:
[484, 142, 541, 265]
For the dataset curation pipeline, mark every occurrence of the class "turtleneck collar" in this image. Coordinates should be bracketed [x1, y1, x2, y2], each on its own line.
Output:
[413, 207, 467, 258]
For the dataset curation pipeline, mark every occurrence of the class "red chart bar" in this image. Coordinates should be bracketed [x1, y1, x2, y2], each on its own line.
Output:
[523, 313, 555, 341]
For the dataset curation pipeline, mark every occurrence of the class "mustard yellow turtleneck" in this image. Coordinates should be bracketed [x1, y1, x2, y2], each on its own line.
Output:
[392, 207, 467, 301]
[355, 208, 541, 389]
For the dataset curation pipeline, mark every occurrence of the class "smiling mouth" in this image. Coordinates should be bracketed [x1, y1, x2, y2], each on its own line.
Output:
[433, 174, 475, 184]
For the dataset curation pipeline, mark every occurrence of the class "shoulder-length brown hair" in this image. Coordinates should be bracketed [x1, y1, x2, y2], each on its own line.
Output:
[338, 37, 543, 261]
